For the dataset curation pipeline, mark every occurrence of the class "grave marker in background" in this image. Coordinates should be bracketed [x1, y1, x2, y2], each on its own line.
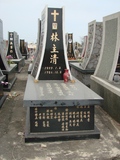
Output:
[66, 33, 75, 60]
[0, 68, 7, 108]
[91, 12, 120, 123]
[70, 20, 103, 87]
[0, 19, 17, 91]
[7, 32, 25, 73]
[20, 39, 29, 60]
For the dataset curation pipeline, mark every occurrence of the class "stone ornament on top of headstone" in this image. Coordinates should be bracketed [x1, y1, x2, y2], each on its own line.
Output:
[31, 6, 72, 80]
[66, 33, 75, 60]
[80, 20, 103, 70]
[0, 19, 17, 91]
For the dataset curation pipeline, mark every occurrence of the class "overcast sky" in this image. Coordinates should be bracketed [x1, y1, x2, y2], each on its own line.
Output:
[0, 0, 120, 43]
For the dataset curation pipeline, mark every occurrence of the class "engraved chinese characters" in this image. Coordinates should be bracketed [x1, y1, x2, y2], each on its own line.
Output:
[30, 105, 94, 132]
[7, 32, 17, 59]
[31, 7, 71, 80]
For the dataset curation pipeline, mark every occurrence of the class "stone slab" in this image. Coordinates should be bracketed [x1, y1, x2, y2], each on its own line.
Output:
[24, 75, 103, 107]
[12, 57, 25, 73]
[0, 74, 7, 108]
[2, 64, 17, 92]
[70, 63, 94, 73]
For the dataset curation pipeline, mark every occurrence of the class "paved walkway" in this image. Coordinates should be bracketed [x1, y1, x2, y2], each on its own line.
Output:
[0, 61, 120, 160]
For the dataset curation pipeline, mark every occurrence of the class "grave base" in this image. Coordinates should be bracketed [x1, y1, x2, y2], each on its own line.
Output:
[70, 63, 94, 87]
[25, 127, 100, 143]
[25, 106, 100, 143]
[91, 75, 120, 123]
[0, 95, 7, 109]
[0, 75, 7, 108]
[24, 75, 103, 143]
[12, 57, 25, 73]
[21, 54, 29, 60]
[2, 64, 17, 92]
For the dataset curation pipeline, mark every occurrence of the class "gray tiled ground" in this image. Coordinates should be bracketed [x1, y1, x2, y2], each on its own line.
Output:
[0, 61, 120, 160]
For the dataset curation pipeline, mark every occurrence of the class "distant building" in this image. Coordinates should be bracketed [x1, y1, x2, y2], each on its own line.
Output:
[28, 43, 37, 52]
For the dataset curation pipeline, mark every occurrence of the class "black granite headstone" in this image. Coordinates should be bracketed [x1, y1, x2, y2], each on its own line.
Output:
[20, 39, 28, 59]
[0, 20, 17, 91]
[31, 7, 72, 80]
[24, 6, 103, 142]
[7, 32, 17, 59]
[7, 32, 25, 73]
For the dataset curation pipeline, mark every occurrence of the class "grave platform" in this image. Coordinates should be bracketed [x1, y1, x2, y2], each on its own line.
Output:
[2, 64, 17, 92]
[0, 75, 7, 108]
[12, 57, 25, 73]
[24, 75, 103, 142]
[91, 75, 120, 123]
[70, 63, 94, 87]
[21, 54, 29, 60]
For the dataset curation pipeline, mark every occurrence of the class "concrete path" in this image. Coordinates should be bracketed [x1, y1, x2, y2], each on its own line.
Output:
[0, 61, 120, 160]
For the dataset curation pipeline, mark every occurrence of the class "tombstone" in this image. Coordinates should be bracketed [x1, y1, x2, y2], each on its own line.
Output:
[80, 36, 88, 58]
[7, 32, 25, 73]
[66, 33, 79, 68]
[70, 20, 103, 87]
[66, 33, 75, 60]
[23, 6, 103, 142]
[0, 19, 17, 91]
[33, 19, 41, 58]
[0, 69, 7, 108]
[74, 42, 81, 59]
[91, 12, 120, 123]
[28, 19, 41, 74]
[20, 39, 29, 60]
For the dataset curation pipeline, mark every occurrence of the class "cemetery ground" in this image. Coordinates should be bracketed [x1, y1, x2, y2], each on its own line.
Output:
[0, 60, 120, 160]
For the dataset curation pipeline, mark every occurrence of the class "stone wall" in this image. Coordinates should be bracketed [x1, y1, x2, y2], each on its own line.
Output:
[80, 20, 103, 70]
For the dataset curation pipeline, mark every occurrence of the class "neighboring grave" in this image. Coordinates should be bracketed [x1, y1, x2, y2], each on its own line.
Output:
[66, 33, 75, 60]
[70, 20, 103, 87]
[0, 69, 7, 108]
[66, 33, 79, 68]
[0, 19, 17, 91]
[7, 32, 25, 73]
[24, 6, 103, 142]
[80, 36, 88, 58]
[28, 19, 41, 74]
[115, 49, 120, 73]
[33, 19, 41, 58]
[91, 12, 120, 123]
[20, 39, 29, 60]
